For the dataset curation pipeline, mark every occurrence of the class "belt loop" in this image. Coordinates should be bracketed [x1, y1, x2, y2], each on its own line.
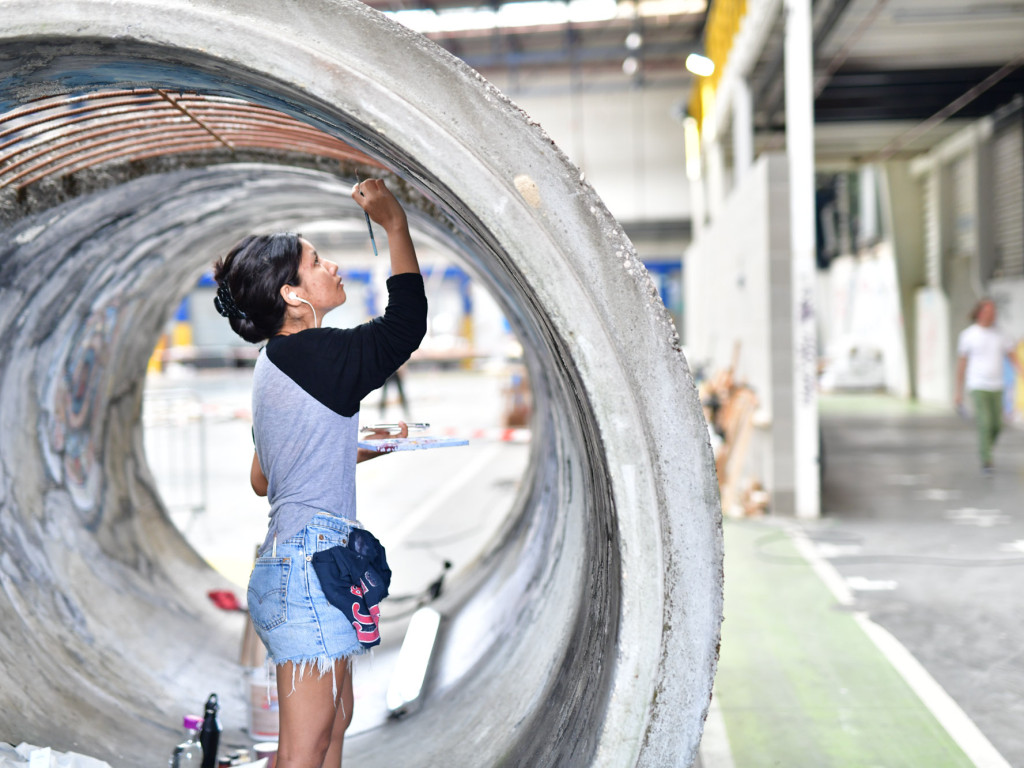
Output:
[272, 535, 277, 558]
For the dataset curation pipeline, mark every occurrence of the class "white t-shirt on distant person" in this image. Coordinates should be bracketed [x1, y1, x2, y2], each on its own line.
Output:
[957, 324, 1013, 392]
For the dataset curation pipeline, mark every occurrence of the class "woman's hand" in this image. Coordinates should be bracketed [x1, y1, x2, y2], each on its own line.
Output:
[350, 177, 419, 275]
[357, 420, 409, 463]
[351, 178, 408, 233]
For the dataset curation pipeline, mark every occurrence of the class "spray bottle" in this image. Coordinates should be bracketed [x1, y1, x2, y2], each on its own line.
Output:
[199, 693, 221, 768]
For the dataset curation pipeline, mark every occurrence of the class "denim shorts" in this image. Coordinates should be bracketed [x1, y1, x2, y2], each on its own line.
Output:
[247, 513, 364, 670]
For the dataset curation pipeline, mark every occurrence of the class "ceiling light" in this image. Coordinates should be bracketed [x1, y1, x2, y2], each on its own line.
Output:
[622, 56, 640, 76]
[390, 0, 620, 33]
[637, 0, 707, 17]
[389, 0, 704, 34]
[498, 1, 568, 27]
[685, 53, 715, 77]
[625, 31, 643, 50]
[568, 0, 619, 23]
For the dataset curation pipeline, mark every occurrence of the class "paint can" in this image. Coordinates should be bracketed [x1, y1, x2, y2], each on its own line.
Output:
[252, 742, 278, 768]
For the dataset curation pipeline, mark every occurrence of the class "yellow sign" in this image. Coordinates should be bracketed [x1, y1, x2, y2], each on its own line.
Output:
[687, 0, 748, 131]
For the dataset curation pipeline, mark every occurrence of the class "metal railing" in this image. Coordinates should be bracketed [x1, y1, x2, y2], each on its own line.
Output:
[142, 388, 208, 530]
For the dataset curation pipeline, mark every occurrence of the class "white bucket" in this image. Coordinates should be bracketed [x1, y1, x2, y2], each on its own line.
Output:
[247, 665, 279, 740]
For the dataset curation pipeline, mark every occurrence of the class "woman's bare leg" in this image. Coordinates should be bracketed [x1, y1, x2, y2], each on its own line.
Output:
[275, 661, 347, 768]
[321, 659, 354, 768]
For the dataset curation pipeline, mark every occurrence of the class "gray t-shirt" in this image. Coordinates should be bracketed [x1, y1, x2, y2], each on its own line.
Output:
[252, 273, 427, 554]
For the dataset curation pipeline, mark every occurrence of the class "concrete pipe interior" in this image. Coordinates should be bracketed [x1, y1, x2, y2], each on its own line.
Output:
[0, 2, 722, 766]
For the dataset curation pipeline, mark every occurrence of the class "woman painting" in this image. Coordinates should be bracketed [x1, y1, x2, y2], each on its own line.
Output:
[212, 178, 426, 767]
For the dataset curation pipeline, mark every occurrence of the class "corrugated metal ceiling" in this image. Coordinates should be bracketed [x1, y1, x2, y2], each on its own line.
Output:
[0, 88, 381, 192]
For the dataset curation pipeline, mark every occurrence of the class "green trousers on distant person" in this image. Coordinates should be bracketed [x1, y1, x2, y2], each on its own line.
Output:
[970, 389, 1003, 467]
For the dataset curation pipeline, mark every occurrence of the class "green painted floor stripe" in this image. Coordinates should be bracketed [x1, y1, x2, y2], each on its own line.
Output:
[714, 519, 973, 768]
[818, 393, 949, 417]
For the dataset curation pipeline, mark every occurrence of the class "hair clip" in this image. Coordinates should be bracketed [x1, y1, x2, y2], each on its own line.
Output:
[214, 282, 247, 320]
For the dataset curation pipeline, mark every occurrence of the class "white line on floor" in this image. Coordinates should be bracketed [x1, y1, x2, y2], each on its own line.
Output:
[388, 443, 505, 542]
[698, 688, 736, 768]
[790, 526, 1011, 768]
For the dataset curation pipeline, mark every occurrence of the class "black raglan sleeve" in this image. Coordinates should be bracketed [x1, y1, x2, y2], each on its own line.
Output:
[267, 273, 427, 417]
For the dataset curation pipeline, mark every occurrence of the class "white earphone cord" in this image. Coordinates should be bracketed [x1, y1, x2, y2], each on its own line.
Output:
[290, 292, 318, 328]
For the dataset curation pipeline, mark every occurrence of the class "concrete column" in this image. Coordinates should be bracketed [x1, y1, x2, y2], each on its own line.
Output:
[784, 0, 821, 518]
[923, 168, 942, 288]
[942, 154, 983, 373]
[881, 161, 927, 399]
[732, 78, 754, 187]
[859, 165, 879, 244]
[974, 138, 995, 285]
[917, 154, 959, 403]
[684, 116, 707, 234]
[706, 137, 727, 218]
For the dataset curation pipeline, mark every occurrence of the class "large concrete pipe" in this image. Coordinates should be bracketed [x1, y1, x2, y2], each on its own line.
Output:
[0, 2, 723, 766]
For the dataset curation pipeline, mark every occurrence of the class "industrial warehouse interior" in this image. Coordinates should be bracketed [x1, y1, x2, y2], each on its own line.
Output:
[1, 0, 1023, 766]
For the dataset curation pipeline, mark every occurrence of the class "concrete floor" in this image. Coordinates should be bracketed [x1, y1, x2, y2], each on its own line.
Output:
[703, 395, 1024, 767]
[147, 373, 1024, 767]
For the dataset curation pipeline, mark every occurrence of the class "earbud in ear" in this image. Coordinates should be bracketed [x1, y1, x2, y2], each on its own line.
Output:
[287, 291, 319, 327]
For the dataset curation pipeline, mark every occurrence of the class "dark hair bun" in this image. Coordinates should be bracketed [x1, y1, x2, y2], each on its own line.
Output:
[212, 233, 303, 343]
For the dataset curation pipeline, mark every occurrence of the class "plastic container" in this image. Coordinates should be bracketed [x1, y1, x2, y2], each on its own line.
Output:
[253, 742, 278, 768]
[247, 665, 279, 740]
[169, 715, 204, 767]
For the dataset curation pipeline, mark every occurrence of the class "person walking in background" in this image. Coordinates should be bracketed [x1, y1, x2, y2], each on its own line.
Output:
[378, 363, 409, 418]
[955, 298, 1023, 474]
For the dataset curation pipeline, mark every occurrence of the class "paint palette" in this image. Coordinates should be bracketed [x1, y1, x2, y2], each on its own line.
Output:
[358, 436, 469, 453]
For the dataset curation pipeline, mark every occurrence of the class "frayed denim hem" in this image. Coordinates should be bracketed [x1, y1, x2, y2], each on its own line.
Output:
[271, 649, 363, 703]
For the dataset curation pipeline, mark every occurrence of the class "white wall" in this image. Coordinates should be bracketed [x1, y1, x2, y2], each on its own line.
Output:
[990, 277, 1024, 337]
[491, 74, 690, 224]
[685, 153, 796, 510]
[818, 245, 911, 397]
[910, 116, 1024, 407]
[915, 287, 952, 404]
[686, 156, 770, 400]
